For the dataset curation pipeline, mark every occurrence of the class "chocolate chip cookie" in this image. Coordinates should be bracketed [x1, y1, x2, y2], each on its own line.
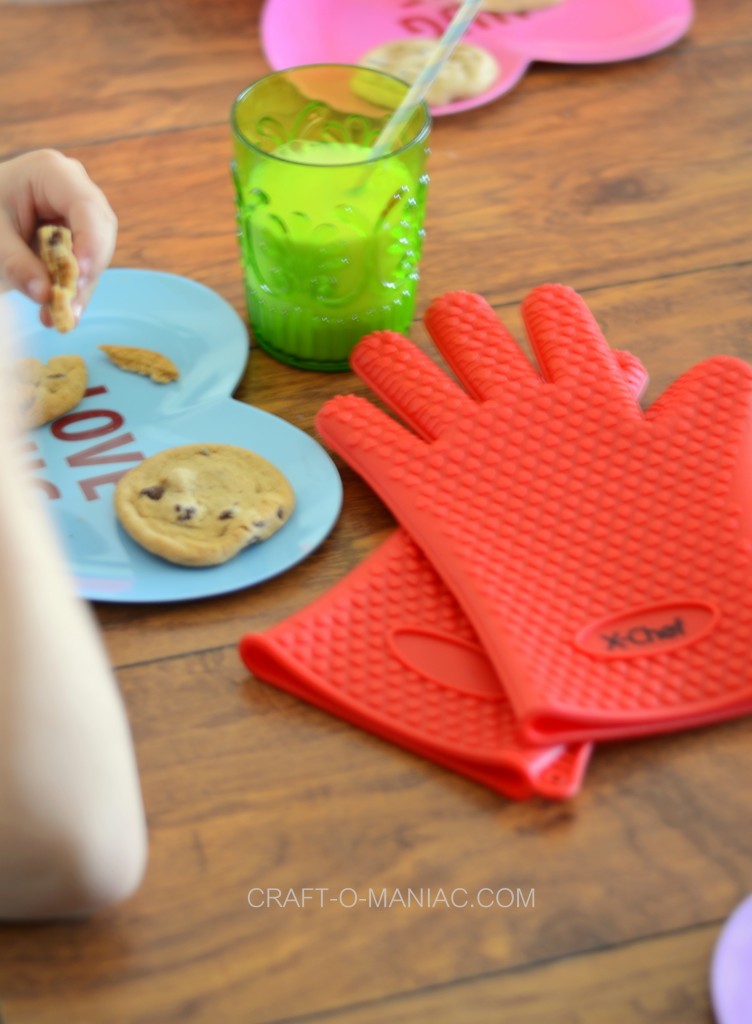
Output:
[13, 354, 88, 428]
[360, 39, 499, 106]
[114, 443, 295, 567]
[481, 0, 564, 10]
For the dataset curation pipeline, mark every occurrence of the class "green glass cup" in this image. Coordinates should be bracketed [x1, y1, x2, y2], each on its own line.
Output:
[231, 64, 431, 371]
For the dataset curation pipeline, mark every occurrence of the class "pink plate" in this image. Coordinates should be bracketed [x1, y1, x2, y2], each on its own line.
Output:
[260, 0, 694, 116]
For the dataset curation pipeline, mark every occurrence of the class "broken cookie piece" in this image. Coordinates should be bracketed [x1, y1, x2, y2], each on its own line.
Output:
[99, 345, 180, 384]
[37, 225, 79, 333]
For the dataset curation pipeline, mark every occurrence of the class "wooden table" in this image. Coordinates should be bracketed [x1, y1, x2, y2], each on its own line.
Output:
[1, 1, 751, 1020]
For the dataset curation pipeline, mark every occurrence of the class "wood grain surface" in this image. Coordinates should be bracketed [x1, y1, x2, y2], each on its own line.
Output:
[1, 1, 751, 1021]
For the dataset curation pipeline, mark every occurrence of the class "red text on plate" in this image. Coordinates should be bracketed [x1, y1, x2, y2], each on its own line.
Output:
[26, 385, 145, 501]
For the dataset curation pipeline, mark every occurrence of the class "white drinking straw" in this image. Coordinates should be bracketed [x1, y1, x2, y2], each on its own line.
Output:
[369, 0, 486, 159]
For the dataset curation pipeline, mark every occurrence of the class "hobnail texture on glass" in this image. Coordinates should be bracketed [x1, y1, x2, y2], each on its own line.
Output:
[231, 65, 431, 371]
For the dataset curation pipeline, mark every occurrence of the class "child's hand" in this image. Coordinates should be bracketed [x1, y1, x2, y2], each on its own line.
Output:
[0, 149, 117, 328]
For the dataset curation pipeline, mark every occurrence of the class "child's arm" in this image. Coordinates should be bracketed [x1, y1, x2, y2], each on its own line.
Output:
[0, 303, 147, 920]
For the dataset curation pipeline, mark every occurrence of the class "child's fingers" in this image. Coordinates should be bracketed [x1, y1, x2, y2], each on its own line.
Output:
[0, 217, 50, 304]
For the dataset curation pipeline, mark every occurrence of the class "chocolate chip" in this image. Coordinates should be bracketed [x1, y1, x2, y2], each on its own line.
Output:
[174, 504, 196, 522]
[276, 507, 285, 519]
[218, 509, 236, 520]
[140, 485, 164, 500]
[49, 228, 63, 246]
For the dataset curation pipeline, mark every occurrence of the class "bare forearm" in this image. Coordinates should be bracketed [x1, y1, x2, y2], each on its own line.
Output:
[0, 305, 146, 920]
[0, 491, 147, 918]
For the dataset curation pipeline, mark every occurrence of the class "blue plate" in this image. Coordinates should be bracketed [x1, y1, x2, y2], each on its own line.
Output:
[8, 269, 343, 603]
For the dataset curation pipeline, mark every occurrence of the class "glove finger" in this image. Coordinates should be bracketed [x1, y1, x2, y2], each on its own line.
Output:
[350, 320, 647, 445]
[646, 354, 752, 432]
[614, 348, 649, 400]
[522, 285, 641, 413]
[315, 393, 426, 481]
[351, 330, 475, 441]
[424, 291, 539, 401]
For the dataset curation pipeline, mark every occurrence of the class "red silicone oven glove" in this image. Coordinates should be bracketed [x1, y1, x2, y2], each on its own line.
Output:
[315, 284, 752, 745]
[240, 325, 646, 799]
